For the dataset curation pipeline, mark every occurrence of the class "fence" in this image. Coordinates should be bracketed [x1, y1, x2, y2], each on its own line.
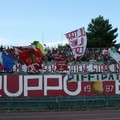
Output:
[0, 95, 120, 112]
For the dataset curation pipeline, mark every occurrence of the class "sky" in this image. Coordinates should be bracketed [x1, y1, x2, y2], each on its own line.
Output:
[0, 0, 120, 47]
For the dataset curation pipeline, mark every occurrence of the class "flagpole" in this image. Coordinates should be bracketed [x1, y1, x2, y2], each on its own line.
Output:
[61, 33, 63, 45]
[42, 33, 44, 44]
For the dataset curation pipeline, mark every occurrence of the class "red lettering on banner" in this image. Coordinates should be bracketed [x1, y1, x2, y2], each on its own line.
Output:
[100, 64, 104, 72]
[79, 37, 84, 46]
[79, 28, 85, 37]
[73, 47, 84, 55]
[65, 30, 78, 41]
[15, 64, 22, 72]
[104, 65, 110, 72]
[70, 65, 75, 72]
[92, 64, 99, 72]
[77, 64, 89, 72]
[13, 63, 120, 73]
[85, 64, 89, 72]
[114, 64, 120, 72]
[71, 39, 78, 47]
[81, 64, 88, 72]
[99, 64, 110, 72]
[77, 65, 82, 72]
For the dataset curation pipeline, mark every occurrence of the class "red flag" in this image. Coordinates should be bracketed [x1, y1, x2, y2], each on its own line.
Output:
[13, 45, 42, 73]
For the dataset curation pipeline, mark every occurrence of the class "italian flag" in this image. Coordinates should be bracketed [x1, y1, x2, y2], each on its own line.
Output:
[101, 47, 109, 55]
[108, 47, 120, 64]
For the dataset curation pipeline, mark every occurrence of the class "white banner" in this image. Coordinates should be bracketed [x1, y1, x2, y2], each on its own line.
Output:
[13, 63, 120, 73]
[65, 27, 87, 58]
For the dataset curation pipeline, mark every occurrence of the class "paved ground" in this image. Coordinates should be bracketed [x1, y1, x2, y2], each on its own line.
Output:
[0, 109, 120, 120]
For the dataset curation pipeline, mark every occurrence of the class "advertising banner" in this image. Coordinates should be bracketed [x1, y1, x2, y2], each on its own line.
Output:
[0, 74, 119, 97]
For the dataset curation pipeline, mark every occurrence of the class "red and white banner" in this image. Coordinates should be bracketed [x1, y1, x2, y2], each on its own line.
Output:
[65, 27, 87, 58]
[0, 74, 120, 97]
[56, 61, 68, 71]
[13, 63, 120, 73]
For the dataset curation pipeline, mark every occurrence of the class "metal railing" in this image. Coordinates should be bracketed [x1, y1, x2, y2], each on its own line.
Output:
[0, 95, 120, 112]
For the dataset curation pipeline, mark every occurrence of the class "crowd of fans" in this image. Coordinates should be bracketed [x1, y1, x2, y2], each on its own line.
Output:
[43, 47, 117, 65]
[0, 45, 117, 65]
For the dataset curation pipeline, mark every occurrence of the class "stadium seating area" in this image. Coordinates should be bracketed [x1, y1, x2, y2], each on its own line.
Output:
[0, 45, 117, 65]
[43, 47, 117, 65]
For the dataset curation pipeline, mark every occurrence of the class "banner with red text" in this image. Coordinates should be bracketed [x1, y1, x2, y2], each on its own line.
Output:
[65, 27, 87, 58]
[13, 63, 120, 73]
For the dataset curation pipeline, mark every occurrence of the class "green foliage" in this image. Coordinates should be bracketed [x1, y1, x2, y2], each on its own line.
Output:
[87, 15, 118, 48]
[57, 43, 70, 50]
[87, 38, 105, 48]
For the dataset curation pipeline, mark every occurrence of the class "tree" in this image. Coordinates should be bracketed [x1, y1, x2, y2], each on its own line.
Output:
[87, 15, 118, 48]
[57, 43, 70, 51]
